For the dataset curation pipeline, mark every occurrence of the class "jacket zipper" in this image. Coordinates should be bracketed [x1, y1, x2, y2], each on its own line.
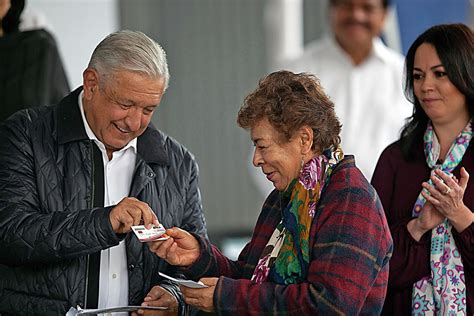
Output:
[83, 141, 95, 308]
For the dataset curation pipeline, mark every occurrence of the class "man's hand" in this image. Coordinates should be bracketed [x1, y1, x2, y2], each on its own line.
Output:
[148, 228, 200, 266]
[109, 197, 158, 234]
[181, 277, 218, 313]
[131, 285, 178, 316]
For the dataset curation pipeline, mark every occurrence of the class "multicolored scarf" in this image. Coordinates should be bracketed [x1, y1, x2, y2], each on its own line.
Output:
[251, 146, 344, 284]
[411, 120, 472, 315]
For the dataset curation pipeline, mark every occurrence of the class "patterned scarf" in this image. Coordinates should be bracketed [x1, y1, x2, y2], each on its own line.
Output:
[411, 120, 472, 315]
[251, 146, 344, 284]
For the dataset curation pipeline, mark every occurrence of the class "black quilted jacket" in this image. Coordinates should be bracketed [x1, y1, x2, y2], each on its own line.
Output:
[0, 29, 70, 122]
[0, 87, 208, 315]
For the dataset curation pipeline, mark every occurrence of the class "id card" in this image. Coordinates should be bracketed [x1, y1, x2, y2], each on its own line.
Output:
[131, 224, 169, 242]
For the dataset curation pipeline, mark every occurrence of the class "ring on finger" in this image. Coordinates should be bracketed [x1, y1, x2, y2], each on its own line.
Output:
[444, 187, 451, 195]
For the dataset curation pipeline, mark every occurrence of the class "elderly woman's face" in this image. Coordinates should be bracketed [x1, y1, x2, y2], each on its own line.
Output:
[251, 118, 304, 191]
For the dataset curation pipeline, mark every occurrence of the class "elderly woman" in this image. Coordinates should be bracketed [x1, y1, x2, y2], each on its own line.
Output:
[147, 71, 392, 315]
[371, 23, 474, 315]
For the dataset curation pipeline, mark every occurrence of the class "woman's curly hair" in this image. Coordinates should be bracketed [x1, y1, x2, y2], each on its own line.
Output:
[237, 70, 341, 152]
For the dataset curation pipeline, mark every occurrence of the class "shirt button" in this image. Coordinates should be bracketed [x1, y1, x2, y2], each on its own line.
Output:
[128, 264, 135, 271]
[112, 273, 117, 279]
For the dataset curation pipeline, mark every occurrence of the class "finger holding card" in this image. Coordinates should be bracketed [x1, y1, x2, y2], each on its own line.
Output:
[180, 277, 218, 313]
[132, 285, 178, 316]
[141, 203, 159, 229]
[109, 197, 158, 234]
[148, 228, 201, 266]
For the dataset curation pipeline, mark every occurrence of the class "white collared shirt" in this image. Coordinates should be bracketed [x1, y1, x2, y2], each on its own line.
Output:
[282, 36, 412, 180]
[79, 91, 137, 314]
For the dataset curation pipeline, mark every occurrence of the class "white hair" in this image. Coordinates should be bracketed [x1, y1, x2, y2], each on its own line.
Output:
[88, 30, 170, 90]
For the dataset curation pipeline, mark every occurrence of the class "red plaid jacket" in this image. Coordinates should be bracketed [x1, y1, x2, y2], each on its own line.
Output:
[186, 156, 393, 315]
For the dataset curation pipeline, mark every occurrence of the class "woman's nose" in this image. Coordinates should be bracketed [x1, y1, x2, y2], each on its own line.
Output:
[253, 149, 263, 167]
[420, 75, 435, 92]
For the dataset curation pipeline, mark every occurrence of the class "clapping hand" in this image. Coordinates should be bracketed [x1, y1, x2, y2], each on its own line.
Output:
[410, 201, 445, 241]
[422, 167, 473, 232]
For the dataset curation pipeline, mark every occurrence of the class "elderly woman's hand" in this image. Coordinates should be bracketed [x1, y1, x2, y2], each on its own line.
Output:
[180, 277, 218, 313]
[148, 227, 201, 266]
[421, 167, 473, 233]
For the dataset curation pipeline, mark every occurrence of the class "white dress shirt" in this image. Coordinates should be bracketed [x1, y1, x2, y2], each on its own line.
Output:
[79, 91, 137, 314]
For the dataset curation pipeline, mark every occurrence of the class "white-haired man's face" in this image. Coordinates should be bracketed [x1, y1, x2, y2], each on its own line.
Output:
[82, 69, 165, 159]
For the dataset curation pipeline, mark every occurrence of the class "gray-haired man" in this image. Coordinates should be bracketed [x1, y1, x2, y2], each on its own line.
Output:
[0, 30, 207, 315]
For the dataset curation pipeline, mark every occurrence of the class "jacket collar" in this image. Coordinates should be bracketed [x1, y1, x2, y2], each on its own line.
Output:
[56, 87, 88, 144]
[137, 125, 169, 165]
[56, 86, 169, 165]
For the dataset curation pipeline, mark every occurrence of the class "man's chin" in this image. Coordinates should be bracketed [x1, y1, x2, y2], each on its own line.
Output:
[345, 31, 371, 42]
[105, 141, 130, 153]
[336, 32, 372, 51]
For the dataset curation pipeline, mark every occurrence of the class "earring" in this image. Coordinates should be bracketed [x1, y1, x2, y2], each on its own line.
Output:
[300, 158, 305, 172]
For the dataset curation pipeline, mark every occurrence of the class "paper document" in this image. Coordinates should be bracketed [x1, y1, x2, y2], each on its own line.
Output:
[159, 271, 209, 288]
[76, 305, 167, 315]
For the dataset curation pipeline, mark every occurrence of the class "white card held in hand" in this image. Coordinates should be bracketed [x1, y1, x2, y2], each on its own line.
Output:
[131, 224, 169, 242]
[159, 272, 209, 288]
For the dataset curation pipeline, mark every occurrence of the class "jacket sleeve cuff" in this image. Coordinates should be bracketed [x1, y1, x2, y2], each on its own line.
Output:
[92, 205, 122, 247]
[158, 281, 187, 316]
[452, 222, 474, 245]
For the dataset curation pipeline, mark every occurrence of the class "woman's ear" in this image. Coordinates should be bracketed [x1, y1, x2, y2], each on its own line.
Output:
[299, 126, 314, 155]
